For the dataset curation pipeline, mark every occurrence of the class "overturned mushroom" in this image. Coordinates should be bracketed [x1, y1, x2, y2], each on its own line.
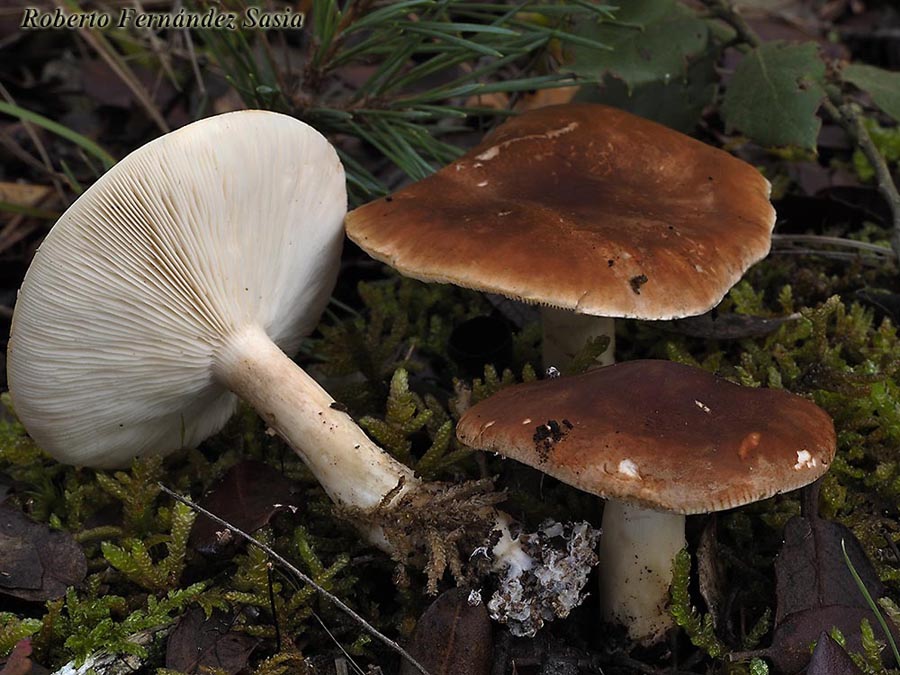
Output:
[7, 110, 591, 634]
[346, 104, 776, 370]
[457, 360, 836, 643]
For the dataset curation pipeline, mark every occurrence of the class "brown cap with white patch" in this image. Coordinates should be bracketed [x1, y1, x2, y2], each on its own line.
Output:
[345, 104, 776, 320]
[456, 360, 835, 514]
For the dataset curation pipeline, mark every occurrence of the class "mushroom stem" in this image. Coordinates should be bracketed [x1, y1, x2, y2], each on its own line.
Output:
[540, 307, 614, 371]
[596, 500, 686, 643]
[215, 325, 539, 575]
[215, 325, 417, 512]
[214, 326, 593, 632]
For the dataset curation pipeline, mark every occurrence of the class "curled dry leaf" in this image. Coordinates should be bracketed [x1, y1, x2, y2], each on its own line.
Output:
[0, 505, 86, 602]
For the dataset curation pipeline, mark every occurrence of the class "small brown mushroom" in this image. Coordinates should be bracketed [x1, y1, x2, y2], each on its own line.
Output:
[346, 104, 776, 369]
[456, 360, 836, 643]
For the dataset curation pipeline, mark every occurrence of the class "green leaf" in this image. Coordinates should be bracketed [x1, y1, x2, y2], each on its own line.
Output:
[722, 42, 826, 151]
[575, 50, 717, 133]
[566, 0, 709, 91]
[843, 63, 900, 123]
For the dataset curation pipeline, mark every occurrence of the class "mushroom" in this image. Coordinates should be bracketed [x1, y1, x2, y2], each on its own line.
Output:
[6, 110, 593, 635]
[6, 108, 437, 512]
[345, 104, 776, 370]
[456, 360, 837, 643]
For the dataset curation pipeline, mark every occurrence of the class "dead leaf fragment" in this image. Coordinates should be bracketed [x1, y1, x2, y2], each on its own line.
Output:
[663, 311, 799, 339]
[806, 632, 863, 675]
[765, 516, 899, 673]
[188, 460, 299, 556]
[0, 639, 33, 675]
[165, 607, 259, 674]
[774, 516, 882, 624]
[401, 588, 492, 675]
[0, 183, 52, 207]
[0, 505, 87, 602]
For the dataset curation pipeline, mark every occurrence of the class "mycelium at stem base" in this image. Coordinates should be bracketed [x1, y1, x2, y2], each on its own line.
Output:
[456, 360, 838, 645]
[215, 325, 595, 637]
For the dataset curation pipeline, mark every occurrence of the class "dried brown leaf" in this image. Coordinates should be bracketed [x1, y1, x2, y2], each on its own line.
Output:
[188, 460, 298, 556]
[0, 505, 86, 602]
[165, 607, 259, 674]
[806, 632, 863, 675]
[400, 589, 492, 675]
[765, 516, 899, 673]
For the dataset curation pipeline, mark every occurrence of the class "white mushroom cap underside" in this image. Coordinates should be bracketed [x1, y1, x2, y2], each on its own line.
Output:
[8, 110, 346, 467]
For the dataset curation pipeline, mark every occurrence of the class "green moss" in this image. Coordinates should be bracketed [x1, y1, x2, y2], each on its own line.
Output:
[669, 549, 728, 659]
[2, 232, 900, 672]
[51, 577, 208, 667]
[853, 119, 900, 182]
[0, 614, 42, 658]
[101, 499, 195, 593]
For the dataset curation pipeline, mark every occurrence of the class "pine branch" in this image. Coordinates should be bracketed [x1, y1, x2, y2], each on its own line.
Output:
[197, 0, 612, 203]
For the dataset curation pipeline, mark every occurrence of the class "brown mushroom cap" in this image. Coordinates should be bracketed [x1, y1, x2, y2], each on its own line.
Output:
[456, 360, 835, 514]
[346, 104, 776, 320]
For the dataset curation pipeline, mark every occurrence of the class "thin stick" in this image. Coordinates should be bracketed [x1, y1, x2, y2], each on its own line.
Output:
[702, 0, 900, 264]
[771, 234, 894, 256]
[158, 484, 432, 675]
[265, 562, 282, 653]
[822, 96, 900, 263]
[702, 0, 760, 48]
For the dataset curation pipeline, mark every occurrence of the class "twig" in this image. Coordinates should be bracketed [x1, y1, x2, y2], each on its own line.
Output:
[158, 484, 432, 675]
[771, 233, 894, 257]
[768, 249, 887, 265]
[702, 0, 900, 263]
[821, 96, 900, 263]
[701, 0, 761, 48]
